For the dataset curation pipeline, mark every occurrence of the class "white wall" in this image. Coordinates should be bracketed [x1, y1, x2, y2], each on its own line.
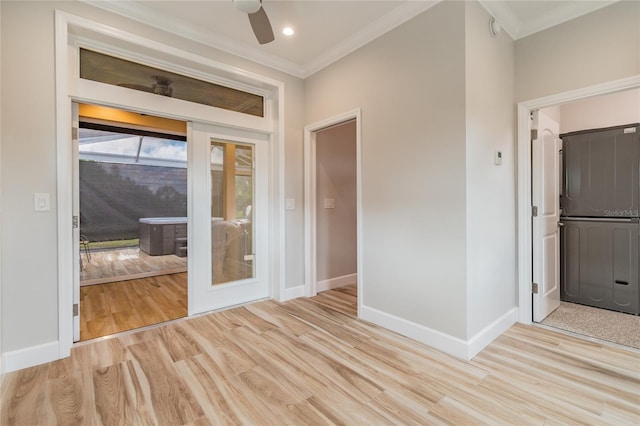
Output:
[515, 1, 640, 102]
[465, 1, 516, 338]
[0, 0, 3, 376]
[559, 88, 640, 134]
[305, 0, 519, 351]
[305, 1, 469, 339]
[2, 1, 59, 352]
[315, 121, 357, 282]
[0, 1, 304, 357]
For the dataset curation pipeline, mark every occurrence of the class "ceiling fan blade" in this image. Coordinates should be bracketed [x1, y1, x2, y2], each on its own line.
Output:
[248, 6, 274, 45]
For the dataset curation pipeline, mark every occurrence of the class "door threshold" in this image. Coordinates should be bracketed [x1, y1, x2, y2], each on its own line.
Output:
[532, 322, 640, 354]
[73, 296, 270, 347]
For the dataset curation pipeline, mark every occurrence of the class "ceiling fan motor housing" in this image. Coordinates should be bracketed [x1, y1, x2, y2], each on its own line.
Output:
[235, 0, 261, 14]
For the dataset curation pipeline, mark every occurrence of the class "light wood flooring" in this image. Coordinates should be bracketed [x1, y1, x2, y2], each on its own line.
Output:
[81, 247, 187, 286]
[80, 273, 187, 341]
[3, 285, 639, 425]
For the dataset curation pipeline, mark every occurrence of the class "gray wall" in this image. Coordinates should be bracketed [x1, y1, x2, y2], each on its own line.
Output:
[0, 0, 304, 354]
[464, 1, 516, 337]
[515, 1, 640, 101]
[559, 88, 640, 134]
[305, 0, 518, 341]
[305, 1, 469, 339]
[315, 121, 357, 282]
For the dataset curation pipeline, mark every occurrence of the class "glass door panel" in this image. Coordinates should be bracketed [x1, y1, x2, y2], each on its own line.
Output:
[211, 141, 254, 285]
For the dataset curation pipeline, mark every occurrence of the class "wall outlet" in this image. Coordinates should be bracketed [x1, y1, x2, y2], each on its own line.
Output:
[324, 198, 335, 209]
[285, 198, 296, 210]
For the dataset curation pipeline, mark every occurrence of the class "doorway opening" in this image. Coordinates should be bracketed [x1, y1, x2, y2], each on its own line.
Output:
[528, 86, 640, 350]
[57, 11, 285, 360]
[76, 103, 188, 341]
[304, 110, 362, 317]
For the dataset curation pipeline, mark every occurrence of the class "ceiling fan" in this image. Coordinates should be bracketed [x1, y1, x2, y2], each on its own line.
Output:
[234, 0, 275, 45]
[118, 75, 173, 97]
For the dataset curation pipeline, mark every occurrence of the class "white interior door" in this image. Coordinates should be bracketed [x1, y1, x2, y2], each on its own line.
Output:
[188, 122, 269, 315]
[532, 110, 561, 322]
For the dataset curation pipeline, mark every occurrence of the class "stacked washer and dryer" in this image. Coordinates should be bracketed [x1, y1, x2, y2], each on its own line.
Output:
[560, 123, 640, 315]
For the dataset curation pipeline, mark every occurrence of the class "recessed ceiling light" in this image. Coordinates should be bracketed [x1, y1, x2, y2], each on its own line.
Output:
[282, 27, 294, 36]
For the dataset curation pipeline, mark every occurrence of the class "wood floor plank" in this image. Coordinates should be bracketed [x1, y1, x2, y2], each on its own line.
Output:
[80, 272, 187, 341]
[1, 364, 49, 425]
[44, 357, 92, 426]
[175, 356, 246, 425]
[127, 340, 204, 425]
[3, 284, 639, 425]
[93, 362, 141, 426]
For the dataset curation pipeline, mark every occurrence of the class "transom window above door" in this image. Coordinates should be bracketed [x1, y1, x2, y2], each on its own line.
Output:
[79, 48, 265, 117]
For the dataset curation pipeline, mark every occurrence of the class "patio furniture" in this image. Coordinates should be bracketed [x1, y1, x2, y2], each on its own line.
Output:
[80, 234, 91, 270]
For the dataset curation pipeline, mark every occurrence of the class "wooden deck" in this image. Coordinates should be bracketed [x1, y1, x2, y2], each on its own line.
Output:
[80, 273, 187, 341]
[3, 284, 639, 425]
[80, 247, 187, 286]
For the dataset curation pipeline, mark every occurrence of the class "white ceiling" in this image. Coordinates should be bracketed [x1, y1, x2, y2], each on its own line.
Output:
[87, 0, 620, 79]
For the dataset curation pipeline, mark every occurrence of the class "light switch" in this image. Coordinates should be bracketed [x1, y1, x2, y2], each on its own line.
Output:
[34, 193, 50, 212]
[285, 198, 296, 210]
[324, 198, 335, 209]
[494, 150, 503, 166]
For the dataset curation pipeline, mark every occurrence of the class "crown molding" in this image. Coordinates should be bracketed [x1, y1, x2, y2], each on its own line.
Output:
[83, 0, 305, 77]
[515, 1, 618, 40]
[299, 0, 441, 78]
[479, 0, 619, 40]
[81, 0, 441, 79]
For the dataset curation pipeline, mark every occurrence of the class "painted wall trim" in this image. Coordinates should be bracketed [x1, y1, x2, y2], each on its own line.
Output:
[281, 285, 305, 302]
[362, 305, 517, 361]
[466, 308, 517, 359]
[316, 273, 357, 293]
[2, 341, 60, 374]
[516, 75, 640, 325]
[304, 109, 363, 318]
[361, 305, 469, 360]
[83, 0, 441, 79]
[55, 10, 74, 361]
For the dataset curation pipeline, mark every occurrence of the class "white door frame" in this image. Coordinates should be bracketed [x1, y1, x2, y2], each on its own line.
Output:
[516, 75, 640, 324]
[303, 109, 362, 313]
[55, 11, 286, 359]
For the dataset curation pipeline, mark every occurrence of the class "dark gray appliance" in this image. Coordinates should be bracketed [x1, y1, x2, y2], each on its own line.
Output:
[560, 123, 640, 315]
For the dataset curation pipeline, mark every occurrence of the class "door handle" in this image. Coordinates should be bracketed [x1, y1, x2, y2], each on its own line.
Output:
[557, 222, 564, 227]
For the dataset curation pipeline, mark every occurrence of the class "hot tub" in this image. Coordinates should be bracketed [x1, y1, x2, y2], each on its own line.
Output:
[139, 217, 187, 255]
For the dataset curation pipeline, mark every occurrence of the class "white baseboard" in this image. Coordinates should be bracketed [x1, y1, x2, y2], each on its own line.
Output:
[360, 305, 517, 361]
[467, 308, 517, 359]
[316, 273, 357, 292]
[280, 285, 305, 302]
[361, 305, 469, 359]
[2, 340, 60, 373]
